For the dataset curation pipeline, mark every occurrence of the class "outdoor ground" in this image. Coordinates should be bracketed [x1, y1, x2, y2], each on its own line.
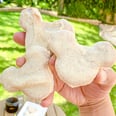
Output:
[0, 11, 116, 115]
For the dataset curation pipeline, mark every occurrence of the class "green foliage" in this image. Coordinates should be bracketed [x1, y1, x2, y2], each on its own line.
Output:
[62, 0, 116, 24]
[1, 0, 116, 23]
[37, 0, 58, 10]
[0, 11, 116, 115]
[111, 86, 116, 112]
[2, 0, 116, 24]
[65, 1, 86, 18]
[3, 0, 11, 4]
[64, 0, 100, 19]
[2, 0, 58, 9]
[54, 92, 79, 115]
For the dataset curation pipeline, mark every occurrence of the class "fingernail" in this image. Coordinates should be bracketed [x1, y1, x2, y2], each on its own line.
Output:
[16, 57, 25, 67]
[50, 56, 56, 65]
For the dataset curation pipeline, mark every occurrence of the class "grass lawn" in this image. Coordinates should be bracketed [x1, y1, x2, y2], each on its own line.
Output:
[0, 11, 116, 116]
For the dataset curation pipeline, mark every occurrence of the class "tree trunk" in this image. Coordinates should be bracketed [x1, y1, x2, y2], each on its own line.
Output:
[114, 13, 116, 24]
[105, 12, 112, 24]
[37, 0, 40, 5]
[58, 0, 64, 15]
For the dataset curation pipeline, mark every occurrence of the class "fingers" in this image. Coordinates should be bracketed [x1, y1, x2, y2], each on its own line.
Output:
[13, 33, 57, 107]
[95, 68, 116, 91]
[41, 92, 54, 107]
[48, 55, 65, 91]
[39, 56, 55, 107]
[48, 55, 58, 80]
[14, 32, 26, 66]
[49, 55, 56, 65]
[16, 56, 26, 67]
[94, 69, 107, 84]
[103, 68, 116, 85]
[48, 55, 57, 79]
[13, 32, 25, 46]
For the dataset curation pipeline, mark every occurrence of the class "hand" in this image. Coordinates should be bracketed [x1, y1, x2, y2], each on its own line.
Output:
[13, 32, 26, 67]
[14, 32, 116, 107]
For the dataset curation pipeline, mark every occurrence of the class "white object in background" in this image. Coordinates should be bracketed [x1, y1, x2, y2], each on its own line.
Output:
[17, 101, 48, 116]
[99, 24, 116, 45]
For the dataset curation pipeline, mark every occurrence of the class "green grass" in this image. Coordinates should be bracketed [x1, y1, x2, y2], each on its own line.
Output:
[0, 11, 116, 116]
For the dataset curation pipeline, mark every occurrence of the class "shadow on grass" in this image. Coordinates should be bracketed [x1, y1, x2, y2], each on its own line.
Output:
[73, 22, 103, 46]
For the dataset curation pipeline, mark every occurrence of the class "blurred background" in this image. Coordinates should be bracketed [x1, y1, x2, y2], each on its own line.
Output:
[0, 0, 116, 115]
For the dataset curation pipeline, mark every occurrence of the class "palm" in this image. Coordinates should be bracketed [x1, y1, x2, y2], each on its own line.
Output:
[55, 77, 108, 106]
[51, 61, 115, 106]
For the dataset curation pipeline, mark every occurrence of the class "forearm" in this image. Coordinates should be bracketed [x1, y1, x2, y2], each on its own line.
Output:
[79, 96, 115, 116]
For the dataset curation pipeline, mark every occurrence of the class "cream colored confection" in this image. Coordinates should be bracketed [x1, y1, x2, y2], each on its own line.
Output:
[99, 24, 116, 45]
[0, 8, 116, 102]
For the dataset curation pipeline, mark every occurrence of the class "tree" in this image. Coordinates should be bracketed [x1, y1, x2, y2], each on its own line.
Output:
[58, 0, 64, 15]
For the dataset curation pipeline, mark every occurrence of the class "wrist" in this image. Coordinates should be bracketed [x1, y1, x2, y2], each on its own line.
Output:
[79, 95, 115, 116]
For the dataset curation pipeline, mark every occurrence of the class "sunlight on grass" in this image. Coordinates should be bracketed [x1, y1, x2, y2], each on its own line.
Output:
[54, 92, 67, 104]
[0, 85, 23, 100]
[71, 21, 103, 46]
[54, 92, 79, 115]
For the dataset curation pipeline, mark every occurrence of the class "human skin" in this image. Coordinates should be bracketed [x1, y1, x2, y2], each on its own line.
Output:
[14, 32, 116, 116]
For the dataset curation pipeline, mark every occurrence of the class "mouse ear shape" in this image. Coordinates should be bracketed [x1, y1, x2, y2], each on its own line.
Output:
[20, 8, 42, 31]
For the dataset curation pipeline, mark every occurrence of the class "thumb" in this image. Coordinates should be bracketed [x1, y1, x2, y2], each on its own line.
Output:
[95, 68, 116, 91]
[48, 55, 57, 77]
[16, 56, 26, 67]
[49, 55, 56, 65]
[41, 92, 54, 107]
[41, 55, 56, 107]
